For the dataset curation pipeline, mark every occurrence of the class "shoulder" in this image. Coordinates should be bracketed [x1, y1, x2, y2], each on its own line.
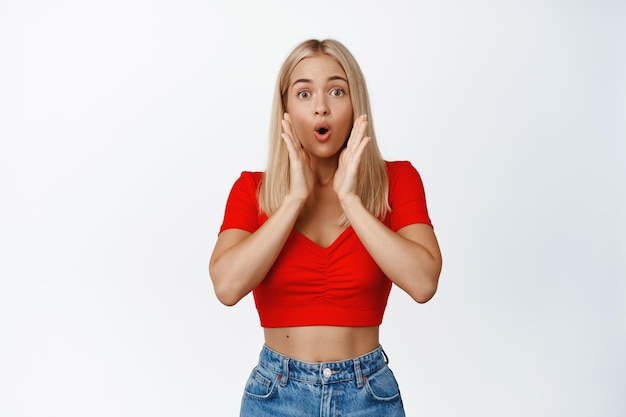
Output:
[384, 160, 422, 181]
[383, 160, 432, 229]
[232, 170, 264, 190]
[384, 159, 427, 198]
[238, 170, 264, 181]
[385, 160, 414, 171]
[219, 171, 266, 234]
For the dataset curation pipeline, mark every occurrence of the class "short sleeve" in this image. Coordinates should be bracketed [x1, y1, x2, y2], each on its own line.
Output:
[218, 171, 263, 234]
[386, 161, 432, 231]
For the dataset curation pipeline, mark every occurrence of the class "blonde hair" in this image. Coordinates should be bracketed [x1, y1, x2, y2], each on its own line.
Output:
[259, 39, 390, 223]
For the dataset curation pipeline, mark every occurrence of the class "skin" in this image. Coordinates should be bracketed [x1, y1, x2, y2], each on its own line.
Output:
[209, 54, 442, 362]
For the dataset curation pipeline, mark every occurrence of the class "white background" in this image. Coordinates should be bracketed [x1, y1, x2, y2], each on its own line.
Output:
[1, 0, 624, 416]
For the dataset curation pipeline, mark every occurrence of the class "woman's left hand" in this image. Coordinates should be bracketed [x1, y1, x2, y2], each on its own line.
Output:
[333, 114, 370, 202]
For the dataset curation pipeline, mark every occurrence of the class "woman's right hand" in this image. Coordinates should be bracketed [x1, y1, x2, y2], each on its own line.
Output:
[281, 113, 314, 203]
[210, 114, 314, 306]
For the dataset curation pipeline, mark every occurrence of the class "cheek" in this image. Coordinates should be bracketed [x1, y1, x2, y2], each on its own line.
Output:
[339, 101, 353, 120]
[339, 106, 354, 131]
[286, 111, 308, 138]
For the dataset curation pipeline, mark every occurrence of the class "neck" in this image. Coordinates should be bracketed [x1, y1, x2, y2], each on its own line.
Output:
[309, 156, 339, 186]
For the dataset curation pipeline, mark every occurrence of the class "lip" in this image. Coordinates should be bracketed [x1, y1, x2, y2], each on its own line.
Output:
[313, 122, 331, 142]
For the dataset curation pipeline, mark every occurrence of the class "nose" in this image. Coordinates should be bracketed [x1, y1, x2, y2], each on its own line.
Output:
[314, 95, 329, 115]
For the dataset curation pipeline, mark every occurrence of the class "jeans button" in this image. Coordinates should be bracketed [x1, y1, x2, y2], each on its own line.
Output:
[323, 368, 332, 378]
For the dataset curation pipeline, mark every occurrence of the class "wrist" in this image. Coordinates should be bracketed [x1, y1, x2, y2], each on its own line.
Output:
[283, 192, 308, 211]
[338, 193, 362, 211]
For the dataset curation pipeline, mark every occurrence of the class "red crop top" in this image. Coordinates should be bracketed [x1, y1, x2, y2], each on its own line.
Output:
[218, 161, 432, 328]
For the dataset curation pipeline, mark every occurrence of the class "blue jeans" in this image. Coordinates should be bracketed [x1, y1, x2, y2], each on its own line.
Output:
[240, 345, 406, 417]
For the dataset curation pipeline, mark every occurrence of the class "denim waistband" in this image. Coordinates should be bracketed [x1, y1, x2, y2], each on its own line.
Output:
[257, 344, 389, 386]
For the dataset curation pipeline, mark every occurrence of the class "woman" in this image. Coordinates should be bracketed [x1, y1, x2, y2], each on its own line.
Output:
[209, 39, 442, 416]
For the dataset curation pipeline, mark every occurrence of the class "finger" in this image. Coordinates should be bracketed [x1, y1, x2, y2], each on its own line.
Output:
[343, 134, 370, 164]
[281, 114, 293, 136]
[354, 136, 371, 160]
[282, 114, 301, 148]
[347, 115, 368, 148]
[281, 119, 299, 149]
[283, 113, 296, 136]
[281, 132, 297, 156]
[354, 114, 367, 130]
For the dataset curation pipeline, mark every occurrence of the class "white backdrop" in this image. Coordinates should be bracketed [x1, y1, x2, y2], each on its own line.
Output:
[1, 0, 624, 416]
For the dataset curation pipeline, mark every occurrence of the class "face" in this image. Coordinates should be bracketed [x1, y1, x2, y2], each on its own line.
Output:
[285, 54, 353, 160]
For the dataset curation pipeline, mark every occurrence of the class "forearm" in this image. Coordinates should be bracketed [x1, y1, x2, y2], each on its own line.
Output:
[209, 194, 305, 306]
[340, 195, 441, 303]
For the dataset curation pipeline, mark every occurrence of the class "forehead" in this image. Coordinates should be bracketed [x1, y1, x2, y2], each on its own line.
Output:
[290, 54, 347, 82]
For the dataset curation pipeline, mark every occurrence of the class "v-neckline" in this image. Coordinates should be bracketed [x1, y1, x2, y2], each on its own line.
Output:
[292, 227, 353, 251]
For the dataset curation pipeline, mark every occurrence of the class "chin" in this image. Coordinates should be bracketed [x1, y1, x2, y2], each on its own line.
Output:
[307, 146, 344, 160]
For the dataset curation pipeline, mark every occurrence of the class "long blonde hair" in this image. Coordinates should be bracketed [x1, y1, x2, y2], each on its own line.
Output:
[259, 39, 390, 222]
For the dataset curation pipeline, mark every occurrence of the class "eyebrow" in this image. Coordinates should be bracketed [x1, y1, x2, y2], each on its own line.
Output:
[291, 75, 348, 88]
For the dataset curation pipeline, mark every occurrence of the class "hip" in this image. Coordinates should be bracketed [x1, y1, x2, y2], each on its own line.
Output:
[240, 344, 406, 417]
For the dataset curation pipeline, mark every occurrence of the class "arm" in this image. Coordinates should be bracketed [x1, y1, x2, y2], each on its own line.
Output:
[334, 115, 442, 303]
[209, 113, 313, 306]
[339, 196, 442, 303]
[209, 194, 305, 306]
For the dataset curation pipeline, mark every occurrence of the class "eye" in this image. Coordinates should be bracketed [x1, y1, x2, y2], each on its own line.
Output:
[297, 90, 311, 99]
[330, 88, 345, 97]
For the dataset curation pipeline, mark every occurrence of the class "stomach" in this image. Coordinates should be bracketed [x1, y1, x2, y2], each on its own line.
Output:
[263, 325, 380, 362]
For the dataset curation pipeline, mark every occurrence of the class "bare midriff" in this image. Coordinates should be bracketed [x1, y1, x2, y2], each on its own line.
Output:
[263, 325, 380, 362]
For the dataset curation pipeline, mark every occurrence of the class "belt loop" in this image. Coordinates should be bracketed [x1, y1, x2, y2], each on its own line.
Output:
[381, 347, 389, 364]
[280, 357, 289, 387]
[353, 358, 364, 388]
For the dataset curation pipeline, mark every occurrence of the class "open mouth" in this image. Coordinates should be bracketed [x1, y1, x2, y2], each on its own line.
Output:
[314, 123, 331, 141]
